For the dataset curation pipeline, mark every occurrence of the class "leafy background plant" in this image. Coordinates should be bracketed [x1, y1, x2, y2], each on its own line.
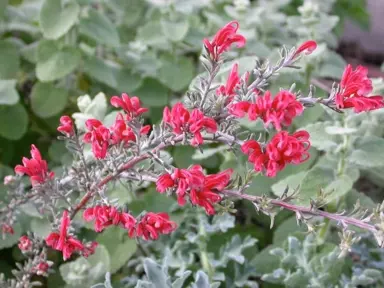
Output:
[3, 0, 384, 287]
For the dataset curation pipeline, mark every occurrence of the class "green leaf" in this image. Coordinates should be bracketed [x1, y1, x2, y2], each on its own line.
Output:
[36, 46, 81, 82]
[37, 40, 59, 62]
[96, 226, 137, 273]
[316, 51, 346, 80]
[192, 146, 227, 161]
[345, 189, 375, 210]
[0, 222, 22, 249]
[84, 56, 117, 87]
[252, 245, 280, 276]
[114, 68, 143, 93]
[30, 217, 51, 238]
[325, 174, 353, 202]
[293, 105, 324, 128]
[0, 103, 28, 140]
[193, 271, 210, 288]
[0, 79, 19, 105]
[271, 171, 306, 197]
[296, 166, 334, 205]
[349, 136, 384, 168]
[273, 217, 307, 244]
[0, 40, 20, 79]
[31, 82, 68, 118]
[158, 56, 194, 92]
[300, 122, 338, 151]
[40, 0, 80, 39]
[133, 78, 169, 107]
[129, 189, 177, 216]
[172, 271, 192, 288]
[137, 21, 169, 48]
[60, 245, 110, 286]
[21, 41, 39, 64]
[160, 19, 189, 42]
[79, 9, 120, 47]
[143, 258, 171, 288]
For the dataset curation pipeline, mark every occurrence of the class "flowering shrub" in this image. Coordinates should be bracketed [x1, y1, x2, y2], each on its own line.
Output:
[2, 1, 384, 288]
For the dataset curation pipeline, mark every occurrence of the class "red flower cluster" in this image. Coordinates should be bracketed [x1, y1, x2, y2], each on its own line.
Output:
[46, 210, 96, 260]
[83, 205, 136, 232]
[83, 119, 111, 159]
[156, 165, 232, 215]
[83, 94, 150, 159]
[18, 236, 32, 251]
[217, 63, 241, 99]
[336, 65, 384, 113]
[203, 21, 246, 61]
[231, 91, 303, 131]
[110, 93, 148, 120]
[33, 262, 50, 276]
[292, 40, 317, 60]
[242, 131, 310, 177]
[163, 103, 217, 146]
[133, 212, 176, 241]
[1, 224, 14, 235]
[15, 145, 54, 186]
[83, 205, 175, 241]
[57, 116, 74, 136]
[110, 113, 150, 146]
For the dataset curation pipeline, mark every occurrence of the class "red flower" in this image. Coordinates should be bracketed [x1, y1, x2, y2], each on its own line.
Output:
[15, 145, 54, 186]
[242, 131, 310, 177]
[34, 262, 50, 276]
[83, 205, 121, 232]
[336, 65, 384, 113]
[1, 224, 14, 235]
[156, 165, 232, 214]
[46, 210, 85, 261]
[57, 116, 74, 136]
[133, 212, 176, 241]
[18, 236, 32, 251]
[265, 131, 310, 177]
[110, 113, 150, 146]
[82, 241, 98, 258]
[110, 93, 148, 120]
[217, 63, 241, 100]
[156, 166, 205, 205]
[120, 212, 137, 231]
[203, 21, 246, 61]
[251, 91, 303, 130]
[190, 166, 232, 215]
[163, 103, 217, 146]
[292, 40, 317, 59]
[83, 119, 111, 159]
[231, 91, 303, 131]
[230, 101, 252, 118]
[241, 140, 266, 172]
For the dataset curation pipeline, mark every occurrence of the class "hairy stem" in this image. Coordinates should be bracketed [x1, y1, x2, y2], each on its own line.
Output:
[221, 190, 377, 233]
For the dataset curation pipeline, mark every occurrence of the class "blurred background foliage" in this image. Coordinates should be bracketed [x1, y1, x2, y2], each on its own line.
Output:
[4, 0, 384, 287]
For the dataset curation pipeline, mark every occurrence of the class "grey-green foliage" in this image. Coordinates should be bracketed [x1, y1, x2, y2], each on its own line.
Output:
[118, 212, 258, 288]
[261, 235, 383, 288]
[0, 0, 361, 142]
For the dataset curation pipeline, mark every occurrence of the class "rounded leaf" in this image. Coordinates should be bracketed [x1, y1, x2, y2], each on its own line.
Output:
[36, 47, 81, 82]
[133, 78, 169, 107]
[0, 40, 20, 79]
[40, 0, 80, 39]
[0, 103, 28, 140]
[31, 82, 68, 118]
[0, 80, 19, 105]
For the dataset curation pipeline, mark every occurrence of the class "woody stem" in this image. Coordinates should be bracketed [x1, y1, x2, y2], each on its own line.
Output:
[69, 133, 378, 239]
